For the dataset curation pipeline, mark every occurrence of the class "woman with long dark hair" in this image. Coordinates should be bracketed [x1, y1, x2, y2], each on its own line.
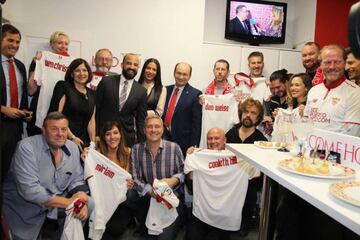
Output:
[49, 58, 95, 150]
[82, 121, 134, 239]
[138, 58, 167, 116]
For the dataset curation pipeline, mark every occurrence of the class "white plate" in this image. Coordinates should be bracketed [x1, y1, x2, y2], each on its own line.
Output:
[278, 158, 357, 179]
[329, 181, 360, 207]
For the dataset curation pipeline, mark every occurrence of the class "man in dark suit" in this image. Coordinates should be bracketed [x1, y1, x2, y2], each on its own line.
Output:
[96, 53, 147, 147]
[1, 24, 31, 179]
[163, 62, 202, 155]
[229, 5, 252, 35]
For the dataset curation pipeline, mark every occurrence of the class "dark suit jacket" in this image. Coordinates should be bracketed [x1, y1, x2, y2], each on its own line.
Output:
[1, 57, 28, 124]
[96, 74, 147, 147]
[163, 83, 202, 154]
[229, 17, 251, 35]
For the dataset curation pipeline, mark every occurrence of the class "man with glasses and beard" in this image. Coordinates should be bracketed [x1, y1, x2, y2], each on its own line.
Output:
[225, 98, 267, 237]
[96, 53, 147, 147]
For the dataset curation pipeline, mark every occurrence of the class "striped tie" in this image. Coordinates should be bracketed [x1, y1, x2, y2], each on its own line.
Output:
[119, 80, 128, 111]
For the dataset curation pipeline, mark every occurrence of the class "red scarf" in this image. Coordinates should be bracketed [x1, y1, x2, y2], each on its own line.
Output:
[204, 79, 232, 95]
[93, 71, 106, 77]
[54, 51, 70, 57]
[156, 194, 174, 209]
[311, 67, 324, 86]
[324, 75, 346, 90]
[234, 72, 254, 88]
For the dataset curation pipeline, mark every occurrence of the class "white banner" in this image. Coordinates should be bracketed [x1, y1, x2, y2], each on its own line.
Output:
[308, 128, 360, 170]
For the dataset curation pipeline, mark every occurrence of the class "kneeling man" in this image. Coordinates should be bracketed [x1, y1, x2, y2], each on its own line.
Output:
[2, 112, 92, 239]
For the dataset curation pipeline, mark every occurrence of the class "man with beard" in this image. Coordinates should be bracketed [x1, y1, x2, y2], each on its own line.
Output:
[203, 59, 233, 95]
[301, 42, 320, 80]
[88, 48, 118, 90]
[225, 98, 267, 237]
[96, 53, 147, 147]
[264, 69, 289, 118]
[305, 44, 360, 137]
[345, 47, 360, 86]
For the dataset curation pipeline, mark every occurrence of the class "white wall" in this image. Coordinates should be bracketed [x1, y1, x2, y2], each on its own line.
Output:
[2, 0, 316, 90]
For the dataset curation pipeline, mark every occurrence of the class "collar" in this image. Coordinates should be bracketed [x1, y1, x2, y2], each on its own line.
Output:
[324, 75, 346, 90]
[41, 135, 71, 156]
[234, 72, 255, 88]
[120, 74, 134, 83]
[1, 54, 12, 63]
[144, 139, 164, 151]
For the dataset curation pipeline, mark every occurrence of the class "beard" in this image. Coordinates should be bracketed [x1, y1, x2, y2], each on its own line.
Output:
[122, 68, 137, 79]
[242, 118, 255, 128]
[97, 66, 109, 74]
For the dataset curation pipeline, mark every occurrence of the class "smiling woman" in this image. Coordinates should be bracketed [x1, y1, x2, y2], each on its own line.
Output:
[48, 58, 96, 150]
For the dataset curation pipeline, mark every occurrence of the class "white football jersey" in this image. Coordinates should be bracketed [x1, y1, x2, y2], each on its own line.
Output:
[34, 51, 74, 127]
[84, 149, 131, 240]
[146, 179, 179, 235]
[199, 94, 239, 148]
[87, 73, 104, 89]
[305, 80, 360, 136]
[229, 74, 270, 102]
[185, 149, 256, 231]
[61, 199, 85, 240]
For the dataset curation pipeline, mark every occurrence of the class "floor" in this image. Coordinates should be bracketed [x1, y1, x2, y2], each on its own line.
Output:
[119, 223, 259, 240]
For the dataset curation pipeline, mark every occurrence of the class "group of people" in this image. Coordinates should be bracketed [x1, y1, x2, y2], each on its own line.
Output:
[1, 22, 360, 240]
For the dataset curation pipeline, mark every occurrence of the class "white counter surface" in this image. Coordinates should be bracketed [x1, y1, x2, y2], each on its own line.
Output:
[226, 143, 360, 235]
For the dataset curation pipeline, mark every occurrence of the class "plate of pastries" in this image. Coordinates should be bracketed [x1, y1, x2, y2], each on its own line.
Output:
[278, 157, 356, 179]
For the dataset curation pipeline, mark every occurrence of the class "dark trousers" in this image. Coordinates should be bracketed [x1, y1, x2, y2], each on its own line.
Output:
[275, 186, 360, 240]
[132, 190, 186, 240]
[185, 214, 232, 240]
[241, 176, 262, 230]
[102, 190, 138, 239]
[0, 120, 22, 180]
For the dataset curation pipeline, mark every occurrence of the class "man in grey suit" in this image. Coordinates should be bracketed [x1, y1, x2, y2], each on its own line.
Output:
[96, 53, 147, 147]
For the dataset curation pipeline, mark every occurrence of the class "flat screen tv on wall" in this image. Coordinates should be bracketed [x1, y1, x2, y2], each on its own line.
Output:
[225, 0, 287, 45]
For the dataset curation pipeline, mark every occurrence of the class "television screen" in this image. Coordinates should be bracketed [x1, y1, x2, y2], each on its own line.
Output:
[225, 0, 287, 44]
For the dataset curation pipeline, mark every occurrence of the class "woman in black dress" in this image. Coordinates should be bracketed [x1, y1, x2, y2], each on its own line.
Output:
[137, 58, 167, 117]
[49, 58, 95, 150]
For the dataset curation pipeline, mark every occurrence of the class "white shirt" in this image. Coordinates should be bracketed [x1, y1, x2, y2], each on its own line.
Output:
[34, 51, 74, 127]
[229, 75, 270, 102]
[118, 75, 135, 104]
[145, 179, 179, 235]
[199, 94, 239, 148]
[87, 73, 104, 89]
[84, 148, 131, 240]
[61, 198, 85, 240]
[1, 55, 23, 107]
[305, 80, 360, 136]
[185, 149, 256, 231]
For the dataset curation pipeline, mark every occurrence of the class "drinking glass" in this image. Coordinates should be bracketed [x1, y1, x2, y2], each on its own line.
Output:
[293, 116, 314, 157]
[276, 114, 293, 152]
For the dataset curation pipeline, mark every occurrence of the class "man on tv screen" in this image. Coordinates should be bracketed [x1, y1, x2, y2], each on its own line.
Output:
[229, 5, 252, 36]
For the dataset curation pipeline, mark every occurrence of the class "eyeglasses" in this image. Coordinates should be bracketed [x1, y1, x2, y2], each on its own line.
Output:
[322, 60, 343, 66]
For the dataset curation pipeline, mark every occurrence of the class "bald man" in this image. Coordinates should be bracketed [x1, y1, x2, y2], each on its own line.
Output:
[163, 62, 202, 155]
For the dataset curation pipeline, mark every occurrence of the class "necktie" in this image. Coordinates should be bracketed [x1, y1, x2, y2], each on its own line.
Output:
[164, 87, 179, 126]
[8, 59, 18, 108]
[119, 80, 128, 111]
[243, 21, 249, 33]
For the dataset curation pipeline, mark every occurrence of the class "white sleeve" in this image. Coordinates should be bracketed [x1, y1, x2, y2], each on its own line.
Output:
[33, 58, 43, 86]
[343, 89, 360, 136]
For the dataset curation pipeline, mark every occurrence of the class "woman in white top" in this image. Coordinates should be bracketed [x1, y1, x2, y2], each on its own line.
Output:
[137, 58, 167, 117]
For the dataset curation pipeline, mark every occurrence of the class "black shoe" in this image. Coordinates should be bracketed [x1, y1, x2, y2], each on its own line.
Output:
[238, 225, 249, 237]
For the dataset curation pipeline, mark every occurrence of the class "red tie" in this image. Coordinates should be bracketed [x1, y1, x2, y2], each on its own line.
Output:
[164, 87, 179, 126]
[8, 59, 18, 108]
